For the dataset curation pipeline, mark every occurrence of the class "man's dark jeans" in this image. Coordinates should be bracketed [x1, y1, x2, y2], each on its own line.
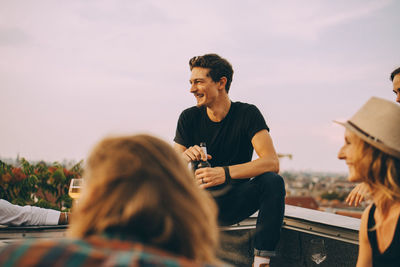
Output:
[214, 172, 286, 257]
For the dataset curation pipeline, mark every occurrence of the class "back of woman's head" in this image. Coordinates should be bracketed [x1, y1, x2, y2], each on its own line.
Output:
[69, 134, 219, 262]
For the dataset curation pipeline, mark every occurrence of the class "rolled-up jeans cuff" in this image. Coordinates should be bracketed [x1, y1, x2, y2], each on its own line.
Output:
[254, 248, 276, 257]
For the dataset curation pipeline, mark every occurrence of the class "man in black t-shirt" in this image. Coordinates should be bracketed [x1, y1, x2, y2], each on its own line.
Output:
[174, 54, 285, 267]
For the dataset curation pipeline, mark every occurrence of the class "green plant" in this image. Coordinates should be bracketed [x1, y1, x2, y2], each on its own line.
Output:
[0, 158, 83, 211]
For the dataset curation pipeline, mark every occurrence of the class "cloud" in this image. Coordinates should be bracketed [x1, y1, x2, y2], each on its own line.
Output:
[314, 0, 393, 31]
[310, 122, 346, 145]
[0, 28, 30, 46]
[214, 0, 394, 41]
[0, 0, 398, 172]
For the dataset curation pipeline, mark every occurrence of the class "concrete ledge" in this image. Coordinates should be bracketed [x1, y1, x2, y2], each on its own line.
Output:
[220, 205, 360, 266]
[0, 225, 67, 241]
[0, 206, 361, 266]
[221, 205, 360, 243]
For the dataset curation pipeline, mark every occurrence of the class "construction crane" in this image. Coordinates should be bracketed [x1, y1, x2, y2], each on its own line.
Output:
[277, 153, 293, 160]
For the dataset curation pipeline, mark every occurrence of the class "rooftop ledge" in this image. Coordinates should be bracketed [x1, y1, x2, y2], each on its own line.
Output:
[220, 205, 361, 266]
[1, 205, 361, 266]
[222, 204, 361, 244]
[0, 205, 361, 244]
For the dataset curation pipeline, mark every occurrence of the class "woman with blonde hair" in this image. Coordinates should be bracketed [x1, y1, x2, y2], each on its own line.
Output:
[0, 134, 221, 266]
[337, 97, 400, 267]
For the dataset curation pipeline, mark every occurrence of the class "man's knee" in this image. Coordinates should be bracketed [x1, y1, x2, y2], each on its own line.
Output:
[255, 172, 286, 196]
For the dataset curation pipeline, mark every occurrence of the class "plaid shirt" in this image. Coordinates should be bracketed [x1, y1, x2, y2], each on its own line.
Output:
[0, 235, 221, 267]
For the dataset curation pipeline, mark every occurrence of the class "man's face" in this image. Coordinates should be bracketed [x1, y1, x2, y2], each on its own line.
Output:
[189, 67, 220, 107]
[338, 129, 364, 183]
[393, 74, 400, 104]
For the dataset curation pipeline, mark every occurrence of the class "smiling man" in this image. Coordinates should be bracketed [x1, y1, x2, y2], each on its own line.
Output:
[174, 54, 285, 267]
[391, 67, 400, 104]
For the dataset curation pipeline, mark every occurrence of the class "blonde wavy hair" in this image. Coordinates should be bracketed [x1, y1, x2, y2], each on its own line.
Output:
[353, 134, 400, 214]
[68, 134, 219, 263]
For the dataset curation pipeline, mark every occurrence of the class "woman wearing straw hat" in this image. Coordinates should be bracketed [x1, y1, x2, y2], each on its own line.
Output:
[346, 68, 400, 208]
[337, 97, 400, 266]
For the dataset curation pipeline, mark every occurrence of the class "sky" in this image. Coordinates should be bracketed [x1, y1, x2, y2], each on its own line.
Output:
[1, 0, 399, 173]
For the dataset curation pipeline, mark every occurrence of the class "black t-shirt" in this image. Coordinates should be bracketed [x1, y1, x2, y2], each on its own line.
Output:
[174, 101, 269, 183]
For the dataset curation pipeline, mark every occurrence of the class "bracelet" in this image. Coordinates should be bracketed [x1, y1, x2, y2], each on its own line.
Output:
[223, 166, 231, 184]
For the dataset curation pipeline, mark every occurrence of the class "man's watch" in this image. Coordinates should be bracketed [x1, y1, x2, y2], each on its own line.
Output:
[223, 166, 231, 184]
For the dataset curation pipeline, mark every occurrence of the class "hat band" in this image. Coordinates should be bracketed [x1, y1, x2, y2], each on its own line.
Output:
[347, 121, 382, 144]
[346, 121, 400, 159]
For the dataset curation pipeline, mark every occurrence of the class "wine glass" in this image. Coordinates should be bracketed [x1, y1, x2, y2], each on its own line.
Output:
[69, 178, 83, 203]
[310, 238, 327, 265]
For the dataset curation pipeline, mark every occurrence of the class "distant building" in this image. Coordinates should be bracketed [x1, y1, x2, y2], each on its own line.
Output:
[334, 210, 362, 219]
[285, 196, 319, 210]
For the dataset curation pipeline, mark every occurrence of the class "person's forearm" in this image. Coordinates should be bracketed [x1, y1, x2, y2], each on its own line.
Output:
[0, 200, 60, 226]
[229, 157, 279, 179]
[174, 143, 189, 162]
[30, 206, 60, 225]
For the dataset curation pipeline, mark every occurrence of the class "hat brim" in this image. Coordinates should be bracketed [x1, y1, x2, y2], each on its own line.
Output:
[334, 120, 400, 159]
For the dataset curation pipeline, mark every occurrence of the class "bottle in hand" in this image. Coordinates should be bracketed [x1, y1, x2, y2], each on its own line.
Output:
[196, 142, 211, 169]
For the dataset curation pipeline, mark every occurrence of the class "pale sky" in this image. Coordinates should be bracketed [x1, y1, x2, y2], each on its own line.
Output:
[1, 0, 399, 172]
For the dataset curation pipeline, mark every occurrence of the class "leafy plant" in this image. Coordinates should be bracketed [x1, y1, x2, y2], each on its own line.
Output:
[0, 158, 83, 211]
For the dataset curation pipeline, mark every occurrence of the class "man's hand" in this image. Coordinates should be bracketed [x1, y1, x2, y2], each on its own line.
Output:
[195, 167, 225, 189]
[346, 183, 370, 207]
[182, 145, 212, 163]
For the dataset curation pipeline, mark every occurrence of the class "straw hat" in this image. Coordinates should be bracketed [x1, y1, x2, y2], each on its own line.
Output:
[335, 97, 400, 159]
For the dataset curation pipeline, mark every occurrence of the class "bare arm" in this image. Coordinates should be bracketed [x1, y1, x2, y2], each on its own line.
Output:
[0, 199, 61, 226]
[346, 182, 370, 207]
[356, 205, 373, 267]
[229, 129, 279, 179]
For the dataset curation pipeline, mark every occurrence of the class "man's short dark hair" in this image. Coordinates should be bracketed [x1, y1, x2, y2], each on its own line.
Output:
[189, 54, 234, 93]
[390, 67, 400, 81]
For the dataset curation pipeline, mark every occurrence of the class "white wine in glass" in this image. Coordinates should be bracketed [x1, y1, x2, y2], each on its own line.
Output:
[69, 178, 83, 200]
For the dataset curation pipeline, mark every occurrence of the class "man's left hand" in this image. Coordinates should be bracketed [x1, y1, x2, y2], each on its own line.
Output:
[195, 167, 226, 189]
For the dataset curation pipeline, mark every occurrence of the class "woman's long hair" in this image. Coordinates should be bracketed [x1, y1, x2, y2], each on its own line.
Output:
[68, 134, 219, 263]
[353, 135, 400, 214]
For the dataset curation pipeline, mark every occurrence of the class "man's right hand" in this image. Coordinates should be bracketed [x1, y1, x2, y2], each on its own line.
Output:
[183, 145, 212, 163]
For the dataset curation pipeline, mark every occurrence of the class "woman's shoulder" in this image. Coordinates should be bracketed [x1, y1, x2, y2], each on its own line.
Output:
[361, 203, 374, 220]
[360, 203, 375, 232]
